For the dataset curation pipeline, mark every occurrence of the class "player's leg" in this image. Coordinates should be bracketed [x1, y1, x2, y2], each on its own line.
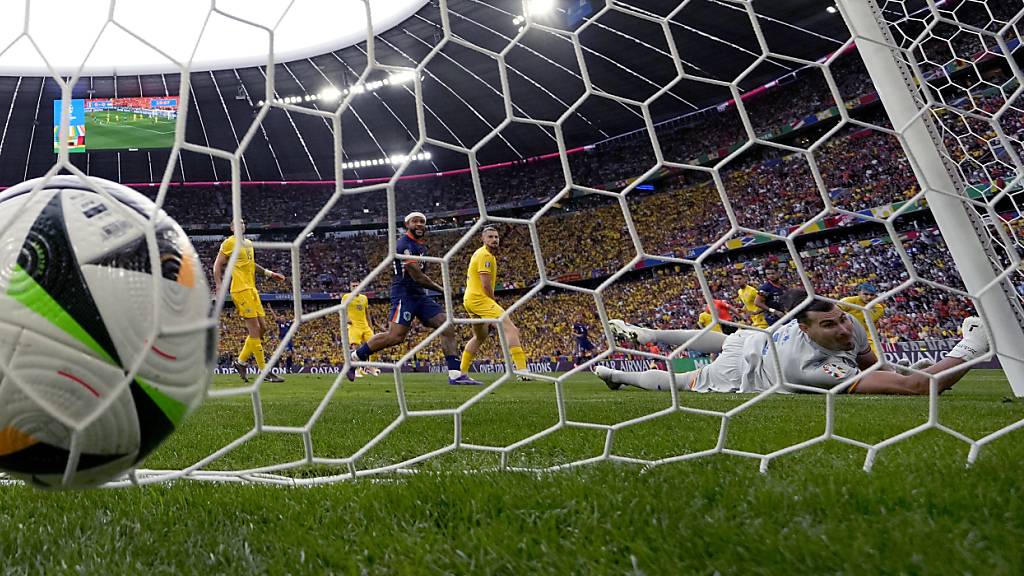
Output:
[230, 290, 260, 382]
[348, 325, 367, 378]
[501, 316, 530, 379]
[461, 323, 489, 375]
[594, 366, 690, 392]
[251, 298, 284, 382]
[609, 319, 727, 353]
[423, 309, 479, 385]
[234, 316, 261, 383]
[349, 299, 412, 381]
[360, 327, 380, 375]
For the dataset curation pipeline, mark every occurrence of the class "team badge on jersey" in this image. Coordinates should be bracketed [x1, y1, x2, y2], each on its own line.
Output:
[820, 361, 852, 379]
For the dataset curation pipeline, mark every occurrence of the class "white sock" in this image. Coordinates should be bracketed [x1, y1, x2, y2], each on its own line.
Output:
[610, 369, 686, 391]
[631, 326, 727, 354]
[448, 369, 461, 379]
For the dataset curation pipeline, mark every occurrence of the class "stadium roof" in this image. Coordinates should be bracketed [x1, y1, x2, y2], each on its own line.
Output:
[0, 0, 864, 186]
[0, 1, 429, 76]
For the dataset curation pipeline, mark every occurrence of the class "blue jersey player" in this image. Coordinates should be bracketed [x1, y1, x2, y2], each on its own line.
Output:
[277, 319, 293, 351]
[348, 212, 479, 385]
[573, 321, 595, 363]
[756, 269, 787, 325]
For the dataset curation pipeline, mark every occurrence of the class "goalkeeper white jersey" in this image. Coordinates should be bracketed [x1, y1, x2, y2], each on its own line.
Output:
[690, 316, 869, 393]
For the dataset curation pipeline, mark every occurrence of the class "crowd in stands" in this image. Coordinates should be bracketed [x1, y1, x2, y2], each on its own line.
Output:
[217, 220, 984, 369]
[152, 48, 882, 227]
[194, 112, 925, 297]
[142, 1, 1021, 232]
[194, 34, 1024, 369]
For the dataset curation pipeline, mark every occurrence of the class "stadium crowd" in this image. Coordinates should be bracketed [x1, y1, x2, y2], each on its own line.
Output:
[218, 221, 982, 369]
[195, 115, 925, 297]
[207, 32, 1021, 369]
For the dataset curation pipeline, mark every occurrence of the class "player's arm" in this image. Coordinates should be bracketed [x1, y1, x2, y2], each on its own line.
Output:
[851, 356, 970, 395]
[753, 292, 779, 317]
[479, 269, 495, 300]
[213, 251, 228, 293]
[254, 262, 286, 283]
[404, 261, 445, 293]
[856, 347, 879, 370]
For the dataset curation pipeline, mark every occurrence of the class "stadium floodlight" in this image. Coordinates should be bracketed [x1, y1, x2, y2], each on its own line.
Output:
[320, 87, 342, 101]
[526, 0, 555, 17]
[389, 70, 416, 84]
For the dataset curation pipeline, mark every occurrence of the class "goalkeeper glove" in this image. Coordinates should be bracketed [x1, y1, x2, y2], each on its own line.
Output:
[946, 316, 988, 362]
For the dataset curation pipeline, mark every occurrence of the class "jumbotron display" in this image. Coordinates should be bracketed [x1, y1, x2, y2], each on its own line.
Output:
[52, 97, 178, 152]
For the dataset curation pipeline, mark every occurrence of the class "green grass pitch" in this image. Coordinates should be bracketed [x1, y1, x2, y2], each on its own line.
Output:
[85, 110, 176, 150]
[1, 370, 1022, 573]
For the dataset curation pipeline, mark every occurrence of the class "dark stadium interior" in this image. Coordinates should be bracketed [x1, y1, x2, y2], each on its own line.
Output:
[0, 0, 858, 184]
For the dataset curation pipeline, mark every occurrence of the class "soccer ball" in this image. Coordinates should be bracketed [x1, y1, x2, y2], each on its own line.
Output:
[0, 176, 212, 488]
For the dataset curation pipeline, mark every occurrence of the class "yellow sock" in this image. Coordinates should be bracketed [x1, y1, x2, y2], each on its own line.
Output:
[460, 350, 476, 374]
[510, 346, 526, 371]
[237, 337, 254, 363]
[250, 337, 266, 370]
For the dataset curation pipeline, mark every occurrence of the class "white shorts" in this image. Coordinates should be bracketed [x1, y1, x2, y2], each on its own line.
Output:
[690, 330, 755, 393]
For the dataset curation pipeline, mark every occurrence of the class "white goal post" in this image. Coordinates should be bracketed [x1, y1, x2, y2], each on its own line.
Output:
[839, 0, 1024, 397]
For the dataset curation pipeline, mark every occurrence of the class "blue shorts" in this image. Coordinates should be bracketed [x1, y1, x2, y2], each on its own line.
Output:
[389, 292, 444, 326]
[576, 338, 595, 352]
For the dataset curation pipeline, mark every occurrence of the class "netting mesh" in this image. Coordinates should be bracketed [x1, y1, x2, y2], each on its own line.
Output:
[20, 0, 1024, 485]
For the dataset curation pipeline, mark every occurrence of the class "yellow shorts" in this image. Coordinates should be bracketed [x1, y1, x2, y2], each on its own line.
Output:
[231, 288, 265, 319]
[464, 296, 505, 319]
[348, 325, 373, 346]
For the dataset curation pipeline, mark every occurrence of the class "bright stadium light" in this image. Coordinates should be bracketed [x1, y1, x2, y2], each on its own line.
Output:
[341, 151, 433, 170]
[319, 87, 342, 101]
[526, 0, 556, 16]
[389, 70, 416, 84]
[259, 72, 418, 108]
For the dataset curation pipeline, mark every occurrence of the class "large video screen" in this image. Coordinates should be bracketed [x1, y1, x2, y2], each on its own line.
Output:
[53, 96, 178, 153]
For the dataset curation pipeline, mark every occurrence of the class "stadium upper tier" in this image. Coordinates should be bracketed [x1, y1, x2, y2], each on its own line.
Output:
[0, 0, 1012, 187]
[188, 76, 1020, 299]
[92, 32, 1024, 230]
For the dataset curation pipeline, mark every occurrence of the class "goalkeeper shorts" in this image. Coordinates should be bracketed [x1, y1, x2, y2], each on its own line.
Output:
[230, 288, 265, 319]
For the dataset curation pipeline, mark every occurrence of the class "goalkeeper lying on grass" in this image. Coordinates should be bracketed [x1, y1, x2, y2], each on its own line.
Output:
[596, 289, 988, 396]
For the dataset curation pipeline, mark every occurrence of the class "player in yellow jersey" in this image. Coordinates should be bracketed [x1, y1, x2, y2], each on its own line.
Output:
[838, 283, 886, 356]
[459, 226, 529, 381]
[213, 218, 287, 383]
[342, 280, 379, 378]
[697, 310, 723, 333]
[732, 271, 768, 329]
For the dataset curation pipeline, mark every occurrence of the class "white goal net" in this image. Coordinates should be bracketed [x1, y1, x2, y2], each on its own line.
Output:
[21, 0, 1024, 485]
